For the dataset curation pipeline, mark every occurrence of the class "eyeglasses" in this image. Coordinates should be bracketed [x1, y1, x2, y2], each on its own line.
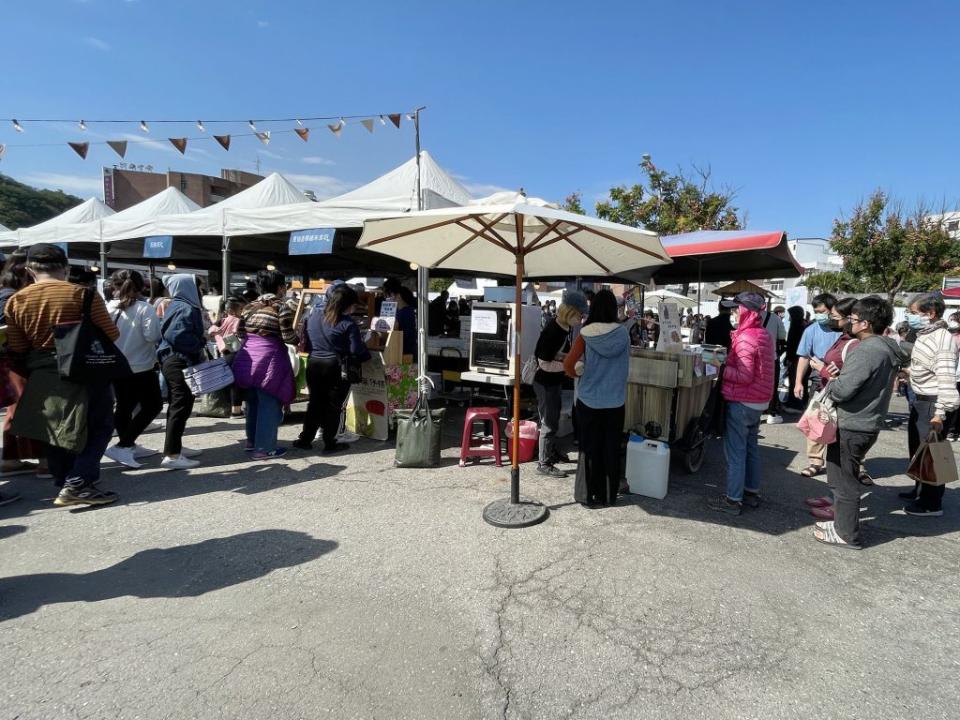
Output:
[849, 316, 865, 325]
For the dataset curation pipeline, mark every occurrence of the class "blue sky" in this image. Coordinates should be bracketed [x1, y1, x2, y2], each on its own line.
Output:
[1, 0, 958, 238]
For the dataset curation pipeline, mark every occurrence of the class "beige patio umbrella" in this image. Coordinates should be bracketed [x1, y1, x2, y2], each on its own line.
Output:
[711, 279, 774, 298]
[358, 198, 671, 527]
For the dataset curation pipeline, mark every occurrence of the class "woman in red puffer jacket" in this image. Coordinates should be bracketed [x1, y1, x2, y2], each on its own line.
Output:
[708, 292, 774, 515]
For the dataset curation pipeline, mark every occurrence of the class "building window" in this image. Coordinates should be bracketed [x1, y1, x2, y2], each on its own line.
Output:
[180, 175, 188, 192]
[947, 220, 959, 232]
[766, 281, 783, 292]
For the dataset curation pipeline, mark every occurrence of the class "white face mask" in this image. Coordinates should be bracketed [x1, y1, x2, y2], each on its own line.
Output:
[730, 312, 740, 328]
[948, 320, 960, 331]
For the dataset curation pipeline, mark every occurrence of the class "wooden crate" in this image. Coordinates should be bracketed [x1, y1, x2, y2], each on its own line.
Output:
[624, 383, 672, 436]
[630, 348, 703, 388]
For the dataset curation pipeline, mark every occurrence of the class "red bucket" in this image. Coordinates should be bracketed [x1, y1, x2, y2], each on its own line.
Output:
[505, 420, 539, 464]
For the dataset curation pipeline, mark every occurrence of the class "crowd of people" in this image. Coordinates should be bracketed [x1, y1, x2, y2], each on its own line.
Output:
[527, 284, 958, 546]
[0, 244, 397, 508]
[0, 246, 956, 548]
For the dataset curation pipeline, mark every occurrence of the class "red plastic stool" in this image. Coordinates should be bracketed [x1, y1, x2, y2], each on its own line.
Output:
[459, 406, 504, 467]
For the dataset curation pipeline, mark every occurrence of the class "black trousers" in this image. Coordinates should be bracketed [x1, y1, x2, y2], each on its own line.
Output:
[826, 428, 878, 545]
[161, 354, 195, 456]
[299, 357, 351, 449]
[574, 400, 624, 505]
[908, 397, 946, 510]
[784, 358, 807, 410]
[113, 369, 163, 448]
[767, 356, 781, 414]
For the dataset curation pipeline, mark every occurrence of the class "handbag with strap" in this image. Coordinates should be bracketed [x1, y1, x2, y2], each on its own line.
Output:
[181, 356, 234, 396]
[797, 382, 838, 444]
[394, 393, 445, 468]
[908, 430, 960, 486]
[53, 289, 132, 383]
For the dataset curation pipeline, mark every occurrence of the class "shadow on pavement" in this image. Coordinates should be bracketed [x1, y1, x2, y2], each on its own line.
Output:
[0, 524, 27, 540]
[0, 529, 338, 622]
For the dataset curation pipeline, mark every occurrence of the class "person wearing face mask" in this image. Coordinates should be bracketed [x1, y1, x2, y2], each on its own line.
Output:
[532, 292, 587, 477]
[803, 298, 870, 519]
[944, 312, 960, 442]
[899, 292, 959, 516]
[813, 297, 904, 548]
[706, 292, 774, 515]
[793, 293, 841, 478]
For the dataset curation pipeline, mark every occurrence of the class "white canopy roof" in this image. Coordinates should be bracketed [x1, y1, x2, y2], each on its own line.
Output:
[318, 150, 473, 212]
[4, 197, 115, 247]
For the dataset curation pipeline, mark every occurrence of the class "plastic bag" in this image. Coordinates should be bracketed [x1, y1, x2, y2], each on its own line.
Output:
[797, 385, 837, 445]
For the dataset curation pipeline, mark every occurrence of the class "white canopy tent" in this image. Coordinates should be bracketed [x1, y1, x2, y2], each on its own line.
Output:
[1, 198, 115, 247]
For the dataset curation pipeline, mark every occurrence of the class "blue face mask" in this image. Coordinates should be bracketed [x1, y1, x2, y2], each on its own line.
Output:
[906, 313, 931, 330]
[814, 312, 830, 326]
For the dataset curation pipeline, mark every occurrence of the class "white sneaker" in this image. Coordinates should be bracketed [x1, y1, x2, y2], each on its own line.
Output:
[336, 430, 361, 443]
[179, 446, 202, 458]
[133, 444, 159, 459]
[105, 445, 142, 469]
[160, 455, 200, 470]
[144, 421, 164, 433]
[766, 415, 784, 425]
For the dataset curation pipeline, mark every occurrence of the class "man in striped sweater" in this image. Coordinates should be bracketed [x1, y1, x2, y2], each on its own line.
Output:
[5, 243, 121, 507]
[901, 292, 959, 516]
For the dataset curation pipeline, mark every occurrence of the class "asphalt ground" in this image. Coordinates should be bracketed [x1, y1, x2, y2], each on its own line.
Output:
[1, 394, 958, 719]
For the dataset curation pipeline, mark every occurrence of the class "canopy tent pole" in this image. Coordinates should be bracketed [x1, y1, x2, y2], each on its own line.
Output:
[697, 259, 702, 314]
[413, 106, 431, 396]
[99, 242, 107, 280]
[221, 236, 231, 297]
[148, 262, 155, 297]
[482, 213, 549, 528]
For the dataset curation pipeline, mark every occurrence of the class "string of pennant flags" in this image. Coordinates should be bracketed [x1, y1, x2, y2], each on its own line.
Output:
[0, 111, 418, 162]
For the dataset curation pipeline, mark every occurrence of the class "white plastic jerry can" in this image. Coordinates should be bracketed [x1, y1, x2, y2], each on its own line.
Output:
[625, 433, 670, 499]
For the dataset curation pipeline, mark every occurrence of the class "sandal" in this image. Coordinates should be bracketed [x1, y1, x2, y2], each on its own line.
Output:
[857, 470, 874, 486]
[800, 465, 825, 478]
[804, 496, 833, 508]
[813, 521, 861, 550]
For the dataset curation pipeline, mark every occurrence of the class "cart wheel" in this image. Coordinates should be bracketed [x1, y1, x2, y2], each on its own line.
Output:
[683, 430, 706, 474]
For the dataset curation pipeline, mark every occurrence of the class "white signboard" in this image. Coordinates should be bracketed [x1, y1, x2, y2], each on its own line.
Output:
[471, 309, 499, 335]
[656, 302, 684, 352]
[376, 300, 397, 331]
[785, 286, 808, 310]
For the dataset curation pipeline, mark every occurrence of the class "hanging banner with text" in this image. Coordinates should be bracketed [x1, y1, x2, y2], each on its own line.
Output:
[289, 228, 335, 256]
[143, 235, 173, 259]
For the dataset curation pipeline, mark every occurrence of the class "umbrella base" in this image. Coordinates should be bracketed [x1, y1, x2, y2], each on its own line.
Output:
[482, 496, 549, 529]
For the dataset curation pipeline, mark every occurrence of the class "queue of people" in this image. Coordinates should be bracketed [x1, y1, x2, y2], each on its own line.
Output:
[0, 244, 395, 508]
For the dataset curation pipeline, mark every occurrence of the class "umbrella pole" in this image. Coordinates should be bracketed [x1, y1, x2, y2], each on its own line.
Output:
[482, 217, 548, 529]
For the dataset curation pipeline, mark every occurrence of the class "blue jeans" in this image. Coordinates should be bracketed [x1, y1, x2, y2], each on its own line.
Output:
[724, 402, 762, 501]
[47, 383, 115, 488]
[245, 389, 283, 452]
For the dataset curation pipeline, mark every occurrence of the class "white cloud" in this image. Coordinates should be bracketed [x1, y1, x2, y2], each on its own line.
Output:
[84, 36, 110, 51]
[301, 156, 335, 166]
[257, 20, 269, 28]
[256, 149, 285, 160]
[22, 173, 103, 195]
[282, 174, 356, 200]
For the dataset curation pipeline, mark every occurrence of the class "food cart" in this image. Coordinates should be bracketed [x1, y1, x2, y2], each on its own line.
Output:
[624, 346, 718, 472]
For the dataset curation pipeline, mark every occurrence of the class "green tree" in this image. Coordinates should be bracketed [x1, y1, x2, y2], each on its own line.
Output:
[429, 277, 451, 293]
[594, 156, 742, 234]
[804, 191, 960, 304]
[0, 174, 83, 229]
[561, 191, 585, 215]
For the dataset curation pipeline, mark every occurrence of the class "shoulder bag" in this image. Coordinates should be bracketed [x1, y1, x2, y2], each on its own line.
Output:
[53, 289, 132, 382]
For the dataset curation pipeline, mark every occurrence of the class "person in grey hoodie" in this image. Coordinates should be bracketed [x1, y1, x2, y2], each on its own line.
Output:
[816, 296, 905, 549]
[564, 290, 630, 507]
[157, 274, 207, 470]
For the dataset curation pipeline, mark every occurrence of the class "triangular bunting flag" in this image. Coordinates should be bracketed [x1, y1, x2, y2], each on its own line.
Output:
[388, 113, 402, 128]
[0, 144, 5, 161]
[255, 131, 271, 145]
[327, 120, 344, 136]
[361, 119, 374, 133]
[214, 134, 231, 150]
[107, 140, 127, 158]
[295, 127, 310, 142]
[68, 142, 89, 159]
[169, 138, 188, 155]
